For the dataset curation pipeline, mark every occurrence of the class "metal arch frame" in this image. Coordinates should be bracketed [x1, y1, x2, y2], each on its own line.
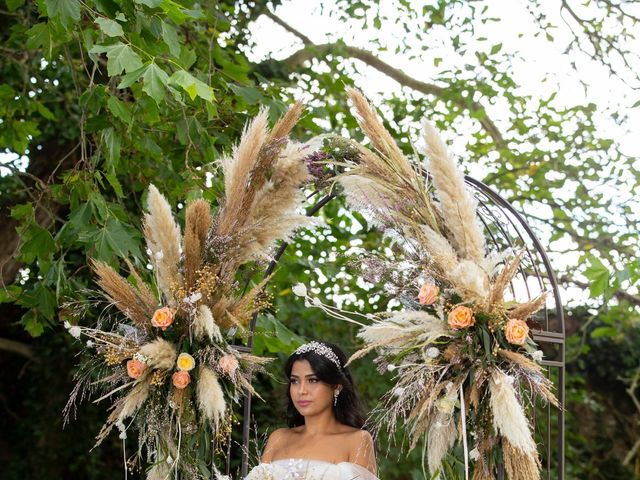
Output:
[235, 176, 565, 479]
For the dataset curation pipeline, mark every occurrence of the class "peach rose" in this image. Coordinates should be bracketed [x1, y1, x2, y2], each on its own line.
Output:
[218, 354, 239, 376]
[447, 305, 475, 330]
[126, 359, 147, 379]
[504, 318, 529, 345]
[172, 370, 191, 389]
[151, 307, 174, 330]
[418, 283, 439, 306]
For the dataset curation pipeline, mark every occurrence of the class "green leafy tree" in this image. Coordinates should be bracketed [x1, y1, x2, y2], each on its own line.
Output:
[1, 0, 639, 478]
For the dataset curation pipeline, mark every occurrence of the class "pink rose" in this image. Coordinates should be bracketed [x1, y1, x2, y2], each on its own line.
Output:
[447, 306, 475, 330]
[504, 318, 529, 345]
[417, 283, 439, 306]
[151, 307, 174, 330]
[218, 354, 239, 376]
[126, 359, 147, 379]
[172, 370, 191, 389]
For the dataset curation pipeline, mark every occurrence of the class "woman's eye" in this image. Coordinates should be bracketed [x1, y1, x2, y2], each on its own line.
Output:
[309, 378, 318, 383]
[290, 378, 298, 384]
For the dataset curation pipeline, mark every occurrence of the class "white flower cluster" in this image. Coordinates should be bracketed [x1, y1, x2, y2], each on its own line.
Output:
[63, 321, 81, 339]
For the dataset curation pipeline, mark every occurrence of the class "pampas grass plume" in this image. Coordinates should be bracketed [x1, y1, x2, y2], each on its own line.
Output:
[489, 369, 537, 456]
[197, 366, 226, 428]
[427, 411, 458, 475]
[509, 294, 547, 322]
[218, 110, 269, 237]
[423, 121, 486, 263]
[269, 101, 304, 141]
[193, 305, 222, 343]
[147, 463, 170, 480]
[417, 226, 459, 273]
[346, 88, 413, 178]
[503, 438, 541, 480]
[117, 375, 152, 424]
[183, 199, 211, 286]
[144, 185, 182, 305]
[450, 259, 490, 299]
[139, 338, 178, 370]
[92, 260, 152, 328]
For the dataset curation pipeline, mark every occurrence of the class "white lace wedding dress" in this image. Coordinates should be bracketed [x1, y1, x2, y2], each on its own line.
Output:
[245, 458, 380, 479]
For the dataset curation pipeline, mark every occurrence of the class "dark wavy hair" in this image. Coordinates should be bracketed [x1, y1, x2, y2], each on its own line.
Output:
[284, 341, 367, 429]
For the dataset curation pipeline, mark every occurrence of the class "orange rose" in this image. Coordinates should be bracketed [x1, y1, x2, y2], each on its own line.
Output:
[172, 370, 191, 389]
[218, 354, 239, 376]
[151, 307, 174, 330]
[504, 318, 529, 345]
[418, 283, 439, 306]
[126, 359, 147, 379]
[448, 305, 475, 330]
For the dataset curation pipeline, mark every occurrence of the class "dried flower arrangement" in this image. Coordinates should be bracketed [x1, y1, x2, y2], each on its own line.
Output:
[295, 89, 559, 480]
[62, 103, 313, 479]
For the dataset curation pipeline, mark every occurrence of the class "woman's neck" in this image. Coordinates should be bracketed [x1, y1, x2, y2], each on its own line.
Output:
[301, 409, 340, 435]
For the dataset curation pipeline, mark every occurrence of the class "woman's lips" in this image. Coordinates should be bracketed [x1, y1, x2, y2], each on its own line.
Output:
[297, 400, 312, 407]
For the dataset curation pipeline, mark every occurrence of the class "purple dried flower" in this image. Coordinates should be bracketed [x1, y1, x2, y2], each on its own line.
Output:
[303, 151, 329, 178]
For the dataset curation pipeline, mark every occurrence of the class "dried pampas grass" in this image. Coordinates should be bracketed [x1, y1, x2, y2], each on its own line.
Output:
[94, 374, 152, 447]
[503, 438, 541, 480]
[351, 311, 450, 364]
[489, 370, 537, 457]
[225, 276, 271, 328]
[427, 410, 458, 474]
[197, 366, 226, 427]
[498, 349, 541, 374]
[450, 259, 490, 300]
[341, 90, 439, 231]
[124, 259, 157, 310]
[423, 121, 486, 263]
[236, 142, 313, 263]
[147, 462, 170, 480]
[143, 185, 182, 306]
[347, 88, 414, 180]
[269, 101, 303, 141]
[416, 225, 459, 273]
[486, 252, 522, 311]
[117, 375, 152, 423]
[509, 294, 547, 322]
[215, 104, 309, 266]
[139, 338, 178, 370]
[218, 110, 269, 237]
[193, 305, 222, 343]
[338, 174, 395, 229]
[92, 260, 155, 328]
[183, 199, 211, 287]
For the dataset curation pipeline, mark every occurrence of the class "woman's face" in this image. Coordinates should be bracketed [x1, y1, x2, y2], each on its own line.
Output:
[289, 359, 336, 417]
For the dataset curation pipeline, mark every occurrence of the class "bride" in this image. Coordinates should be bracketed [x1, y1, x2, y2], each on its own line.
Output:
[246, 341, 379, 479]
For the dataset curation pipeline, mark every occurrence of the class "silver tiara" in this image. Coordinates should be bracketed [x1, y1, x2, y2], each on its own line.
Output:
[295, 341, 342, 370]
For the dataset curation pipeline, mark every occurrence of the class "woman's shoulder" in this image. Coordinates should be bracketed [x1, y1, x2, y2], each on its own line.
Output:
[262, 427, 301, 462]
[343, 428, 376, 474]
[338, 425, 373, 441]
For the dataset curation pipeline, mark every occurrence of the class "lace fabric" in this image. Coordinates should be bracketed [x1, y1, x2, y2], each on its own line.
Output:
[245, 458, 379, 480]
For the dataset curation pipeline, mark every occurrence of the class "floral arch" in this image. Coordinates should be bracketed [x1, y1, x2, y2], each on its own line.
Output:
[65, 94, 565, 480]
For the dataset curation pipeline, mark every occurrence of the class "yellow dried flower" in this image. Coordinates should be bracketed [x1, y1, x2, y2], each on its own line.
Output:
[176, 353, 196, 371]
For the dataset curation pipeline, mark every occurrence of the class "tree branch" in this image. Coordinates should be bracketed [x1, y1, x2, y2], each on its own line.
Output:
[263, 10, 313, 45]
[0, 337, 34, 360]
[559, 275, 640, 307]
[261, 11, 507, 151]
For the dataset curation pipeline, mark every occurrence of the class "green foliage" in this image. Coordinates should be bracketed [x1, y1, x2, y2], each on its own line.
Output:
[1, 0, 639, 478]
